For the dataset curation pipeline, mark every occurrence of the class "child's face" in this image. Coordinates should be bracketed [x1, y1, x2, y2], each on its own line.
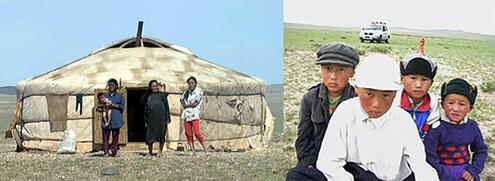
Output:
[99, 95, 105, 102]
[356, 87, 396, 118]
[442, 93, 472, 123]
[321, 64, 355, 94]
[401, 74, 432, 100]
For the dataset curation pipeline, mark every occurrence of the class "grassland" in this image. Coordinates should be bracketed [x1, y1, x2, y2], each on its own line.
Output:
[0, 135, 292, 181]
[0, 94, 15, 129]
[284, 26, 495, 179]
[266, 84, 284, 135]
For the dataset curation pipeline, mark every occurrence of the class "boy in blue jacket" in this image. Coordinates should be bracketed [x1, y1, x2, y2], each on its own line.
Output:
[395, 52, 440, 140]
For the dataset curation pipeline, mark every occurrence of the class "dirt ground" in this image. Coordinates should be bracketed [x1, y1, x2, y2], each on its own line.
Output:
[0, 131, 295, 181]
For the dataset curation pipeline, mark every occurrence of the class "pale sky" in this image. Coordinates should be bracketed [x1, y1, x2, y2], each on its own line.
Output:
[0, 1, 282, 86]
[285, 0, 495, 35]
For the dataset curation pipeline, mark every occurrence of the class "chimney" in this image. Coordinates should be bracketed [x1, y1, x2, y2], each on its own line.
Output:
[136, 21, 144, 47]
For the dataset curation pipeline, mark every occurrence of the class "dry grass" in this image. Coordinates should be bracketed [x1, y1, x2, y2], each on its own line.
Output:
[0, 132, 294, 180]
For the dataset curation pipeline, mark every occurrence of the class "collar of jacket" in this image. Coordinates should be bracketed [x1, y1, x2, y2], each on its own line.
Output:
[316, 83, 355, 122]
[317, 83, 354, 101]
[400, 89, 431, 111]
[441, 110, 468, 125]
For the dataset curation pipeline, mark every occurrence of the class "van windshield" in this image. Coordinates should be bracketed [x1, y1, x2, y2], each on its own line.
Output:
[363, 25, 382, 30]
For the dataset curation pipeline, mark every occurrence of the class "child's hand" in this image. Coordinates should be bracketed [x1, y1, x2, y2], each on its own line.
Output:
[105, 122, 109, 127]
[461, 170, 474, 181]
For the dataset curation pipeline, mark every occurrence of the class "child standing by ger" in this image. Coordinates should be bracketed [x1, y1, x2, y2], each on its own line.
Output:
[424, 78, 488, 181]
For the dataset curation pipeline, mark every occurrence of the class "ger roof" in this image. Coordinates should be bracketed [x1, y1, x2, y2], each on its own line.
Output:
[18, 37, 265, 95]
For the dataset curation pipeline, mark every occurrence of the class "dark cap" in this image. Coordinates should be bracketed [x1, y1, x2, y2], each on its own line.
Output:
[400, 53, 437, 80]
[441, 78, 477, 105]
[316, 42, 359, 67]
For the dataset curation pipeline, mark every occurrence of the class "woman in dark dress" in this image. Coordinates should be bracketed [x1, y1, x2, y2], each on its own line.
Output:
[142, 80, 171, 157]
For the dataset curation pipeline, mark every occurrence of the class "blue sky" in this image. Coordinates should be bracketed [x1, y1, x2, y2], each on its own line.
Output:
[0, 1, 283, 86]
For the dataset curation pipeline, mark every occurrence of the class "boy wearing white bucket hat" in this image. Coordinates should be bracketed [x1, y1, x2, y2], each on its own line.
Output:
[316, 54, 439, 181]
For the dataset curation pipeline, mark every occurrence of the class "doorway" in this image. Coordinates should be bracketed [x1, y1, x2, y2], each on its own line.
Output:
[127, 89, 147, 142]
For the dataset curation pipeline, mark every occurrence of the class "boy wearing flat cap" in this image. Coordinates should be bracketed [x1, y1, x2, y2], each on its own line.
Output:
[317, 54, 439, 181]
[395, 52, 441, 140]
[424, 78, 488, 181]
[286, 42, 359, 180]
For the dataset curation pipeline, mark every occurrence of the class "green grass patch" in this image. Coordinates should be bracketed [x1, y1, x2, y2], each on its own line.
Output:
[284, 27, 495, 61]
[281, 129, 297, 144]
[481, 79, 495, 93]
[266, 84, 284, 136]
[0, 113, 13, 128]
[0, 94, 15, 101]
[0, 94, 15, 129]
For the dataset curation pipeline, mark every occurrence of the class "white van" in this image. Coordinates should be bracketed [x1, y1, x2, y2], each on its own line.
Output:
[359, 21, 390, 43]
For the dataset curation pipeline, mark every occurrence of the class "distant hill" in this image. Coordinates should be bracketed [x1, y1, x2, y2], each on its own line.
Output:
[266, 84, 282, 94]
[266, 84, 283, 135]
[0, 86, 15, 95]
[285, 22, 360, 31]
[285, 22, 495, 39]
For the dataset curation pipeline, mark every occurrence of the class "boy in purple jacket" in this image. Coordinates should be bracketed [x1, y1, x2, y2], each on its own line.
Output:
[424, 78, 488, 181]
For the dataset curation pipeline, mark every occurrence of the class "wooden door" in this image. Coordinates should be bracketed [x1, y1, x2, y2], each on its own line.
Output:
[93, 89, 128, 145]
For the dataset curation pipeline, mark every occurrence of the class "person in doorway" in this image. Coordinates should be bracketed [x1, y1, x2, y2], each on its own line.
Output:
[142, 80, 171, 157]
[102, 78, 125, 157]
[180, 76, 208, 156]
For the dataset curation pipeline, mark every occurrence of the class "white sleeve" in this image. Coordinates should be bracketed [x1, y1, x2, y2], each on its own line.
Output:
[316, 103, 354, 181]
[392, 89, 403, 108]
[427, 95, 441, 127]
[402, 112, 439, 181]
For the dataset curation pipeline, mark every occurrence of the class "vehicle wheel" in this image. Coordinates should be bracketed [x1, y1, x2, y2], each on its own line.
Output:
[377, 35, 382, 43]
[360, 38, 364, 42]
[371, 39, 374, 43]
[385, 36, 390, 43]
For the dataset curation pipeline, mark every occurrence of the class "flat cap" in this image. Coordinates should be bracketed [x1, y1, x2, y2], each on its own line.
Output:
[316, 42, 360, 67]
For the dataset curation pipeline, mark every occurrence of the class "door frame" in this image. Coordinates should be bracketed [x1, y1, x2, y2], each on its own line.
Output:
[93, 89, 128, 145]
